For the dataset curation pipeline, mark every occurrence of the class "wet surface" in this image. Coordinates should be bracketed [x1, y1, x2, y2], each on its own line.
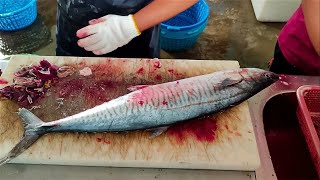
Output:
[263, 93, 319, 179]
[0, 0, 284, 69]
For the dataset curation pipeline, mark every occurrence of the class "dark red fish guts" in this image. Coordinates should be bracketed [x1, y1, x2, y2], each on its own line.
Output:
[0, 78, 8, 84]
[0, 60, 64, 106]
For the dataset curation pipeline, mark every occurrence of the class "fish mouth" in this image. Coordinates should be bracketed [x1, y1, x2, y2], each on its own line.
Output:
[264, 71, 280, 82]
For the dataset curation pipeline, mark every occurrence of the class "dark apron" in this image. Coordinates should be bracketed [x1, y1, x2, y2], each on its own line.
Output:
[56, 0, 160, 58]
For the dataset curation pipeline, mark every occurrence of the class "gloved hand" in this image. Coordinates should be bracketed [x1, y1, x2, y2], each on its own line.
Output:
[76, 14, 141, 55]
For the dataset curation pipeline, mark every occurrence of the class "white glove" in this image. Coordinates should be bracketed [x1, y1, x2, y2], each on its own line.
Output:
[77, 14, 141, 55]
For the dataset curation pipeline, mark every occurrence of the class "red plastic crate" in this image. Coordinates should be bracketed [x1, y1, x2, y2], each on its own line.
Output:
[296, 85, 320, 177]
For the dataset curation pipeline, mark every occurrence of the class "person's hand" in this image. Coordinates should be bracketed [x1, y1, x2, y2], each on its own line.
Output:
[76, 15, 141, 55]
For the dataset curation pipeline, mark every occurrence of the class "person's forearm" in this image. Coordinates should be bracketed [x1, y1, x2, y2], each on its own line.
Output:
[133, 0, 199, 32]
[302, 0, 320, 55]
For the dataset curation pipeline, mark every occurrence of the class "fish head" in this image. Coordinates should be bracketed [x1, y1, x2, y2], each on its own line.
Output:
[239, 68, 279, 88]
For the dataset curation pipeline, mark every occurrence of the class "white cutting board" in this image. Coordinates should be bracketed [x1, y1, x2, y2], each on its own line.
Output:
[0, 55, 260, 170]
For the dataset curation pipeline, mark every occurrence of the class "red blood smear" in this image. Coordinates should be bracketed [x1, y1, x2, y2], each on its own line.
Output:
[103, 139, 111, 144]
[225, 124, 234, 133]
[168, 116, 217, 143]
[59, 79, 85, 97]
[167, 69, 183, 78]
[0, 78, 8, 84]
[138, 100, 144, 105]
[155, 75, 162, 81]
[136, 67, 144, 75]
[84, 80, 116, 105]
[96, 137, 111, 144]
[55, 76, 117, 106]
[0, 60, 59, 106]
[162, 100, 168, 105]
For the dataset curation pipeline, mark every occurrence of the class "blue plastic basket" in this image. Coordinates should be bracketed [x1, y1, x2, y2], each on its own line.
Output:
[0, 0, 37, 31]
[160, 0, 210, 51]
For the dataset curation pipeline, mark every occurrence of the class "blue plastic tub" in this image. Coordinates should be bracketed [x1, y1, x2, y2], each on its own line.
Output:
[160, 0, 210, 51]
[0, 0, 37, 31]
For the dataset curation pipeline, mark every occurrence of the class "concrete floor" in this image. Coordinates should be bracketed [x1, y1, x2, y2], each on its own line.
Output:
[0, 0, 284, 69]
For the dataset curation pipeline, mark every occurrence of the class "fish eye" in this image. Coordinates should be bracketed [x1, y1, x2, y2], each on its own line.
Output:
[265, 74, 271, 78]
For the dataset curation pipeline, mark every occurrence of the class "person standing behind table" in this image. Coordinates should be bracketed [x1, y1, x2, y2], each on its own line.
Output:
[56, 0, 199, 59]
[269, 0, 320, 75]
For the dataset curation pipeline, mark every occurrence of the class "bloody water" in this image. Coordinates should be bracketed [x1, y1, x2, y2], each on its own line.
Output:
[168, 69, 184, 77]
[264, 93, 319, 179]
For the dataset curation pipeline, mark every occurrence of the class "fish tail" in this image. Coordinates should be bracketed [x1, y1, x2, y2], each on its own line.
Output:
[0, 108, 46, 166]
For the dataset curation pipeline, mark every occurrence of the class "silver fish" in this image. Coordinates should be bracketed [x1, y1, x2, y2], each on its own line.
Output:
[0, 68, 279, 165]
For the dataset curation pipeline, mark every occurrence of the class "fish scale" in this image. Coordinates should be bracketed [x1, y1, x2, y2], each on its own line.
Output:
[0, 68, 279, 166]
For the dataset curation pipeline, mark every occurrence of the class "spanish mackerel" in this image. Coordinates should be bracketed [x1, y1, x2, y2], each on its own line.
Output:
[0, 68, 279, 165]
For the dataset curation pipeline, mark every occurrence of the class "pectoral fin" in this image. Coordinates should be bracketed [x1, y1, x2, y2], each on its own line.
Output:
[147, 126, 169, 139]
[218, 78, 243, 87]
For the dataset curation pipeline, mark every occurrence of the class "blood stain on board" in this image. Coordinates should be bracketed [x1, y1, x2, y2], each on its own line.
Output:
[58, 78, 85, 98]
[84, 80, 117, 105]
[103, 139, 111, 144]
[138, 100, 144, 105]
[0, 78, 8, 84]
[96, 137, 112, 144]
[33, 61, 126, 118]
[224, 124, 234, 134]
[167, 69, 183, 78]
[155, 75, 162, 81]
[136, 67, 144, 75]
[168, 116, 218, 143]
